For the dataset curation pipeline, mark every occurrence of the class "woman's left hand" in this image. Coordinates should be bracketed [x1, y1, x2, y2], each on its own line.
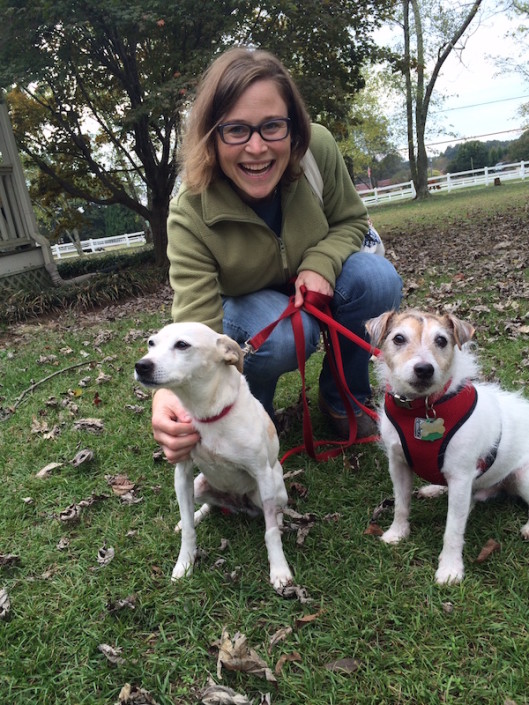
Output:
[294, 270, 333, 308]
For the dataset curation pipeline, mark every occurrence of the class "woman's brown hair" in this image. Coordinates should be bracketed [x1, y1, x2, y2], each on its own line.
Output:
[179, 47, 312, 193]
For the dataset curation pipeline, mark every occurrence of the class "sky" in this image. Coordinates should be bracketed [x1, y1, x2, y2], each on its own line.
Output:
[375, 7, 529, 156]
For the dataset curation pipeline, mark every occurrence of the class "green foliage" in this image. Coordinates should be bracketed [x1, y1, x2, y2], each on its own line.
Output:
[446, 140, 489, 172]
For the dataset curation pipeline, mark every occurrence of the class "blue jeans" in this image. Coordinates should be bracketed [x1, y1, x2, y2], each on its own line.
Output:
[222, 252, 402, 419]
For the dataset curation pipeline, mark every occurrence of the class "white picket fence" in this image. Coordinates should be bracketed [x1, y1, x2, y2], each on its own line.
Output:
[48, 160, 528, 259]
[360, 160, 529, 207]
[51, 231, 146, 259]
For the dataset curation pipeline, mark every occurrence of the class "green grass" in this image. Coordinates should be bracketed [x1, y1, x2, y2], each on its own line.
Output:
[1, 183, 529, 704]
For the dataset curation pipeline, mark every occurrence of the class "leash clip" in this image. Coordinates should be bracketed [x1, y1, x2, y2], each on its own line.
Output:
[242, 340, 255, 356]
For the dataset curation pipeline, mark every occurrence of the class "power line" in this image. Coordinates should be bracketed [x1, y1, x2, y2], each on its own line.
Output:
[434, 94, 529, 114]
[425, 127, 526, 148]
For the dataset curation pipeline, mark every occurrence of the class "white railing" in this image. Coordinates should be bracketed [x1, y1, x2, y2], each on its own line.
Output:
[360, 160, 528, 207]
[51, 231, 146, 259]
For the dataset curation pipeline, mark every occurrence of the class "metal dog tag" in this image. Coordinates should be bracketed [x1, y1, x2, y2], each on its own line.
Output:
[414, 417, 446, 441]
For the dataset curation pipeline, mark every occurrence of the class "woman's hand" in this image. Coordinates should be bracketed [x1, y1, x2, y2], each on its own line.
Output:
[294, 270, 333, 308]
[151, 388, 200, 464]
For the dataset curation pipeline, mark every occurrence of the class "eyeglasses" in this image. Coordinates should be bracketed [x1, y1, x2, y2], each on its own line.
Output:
[216, 118, 291, 145]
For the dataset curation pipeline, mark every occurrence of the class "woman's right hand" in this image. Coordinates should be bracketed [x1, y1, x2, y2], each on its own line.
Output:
[151, 388, 200, 464]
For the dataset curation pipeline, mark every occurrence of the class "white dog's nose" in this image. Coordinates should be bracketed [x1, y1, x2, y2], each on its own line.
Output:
[135, 358, 154, 380]
[414, 362, 434, 381]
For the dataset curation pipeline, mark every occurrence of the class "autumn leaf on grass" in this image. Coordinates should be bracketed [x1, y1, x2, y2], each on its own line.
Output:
[215, 628, 277, 684]
[364, 523, 384, 537]
[274, 652, 302, 676]
[0, 588, 10, 620]
[200, 679, 252, 705]
[324, 657, 361, 674]
[295, 607, 324, 630]
[268, 626, 293, 653]
[70, 448, 94, 467]
[36, 462, 63, 478]
[106, 595, 137, 614]
[58, 493, 109, 523]
[475, 538, 501, 563]
[74, 418, 104, 433]
[97, 543, 115, 566]
[105, 474, 142, 504]
[0, 554, 21, 567]
[98, 643, 125, 665]
[96, 371, 112, 384]
[274, 583, 311, 603]
[115, 683, 159, 705]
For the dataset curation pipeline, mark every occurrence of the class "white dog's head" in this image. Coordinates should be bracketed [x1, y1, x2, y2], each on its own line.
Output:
[366, 309, 476, 398]
[134, 322, 244, 392]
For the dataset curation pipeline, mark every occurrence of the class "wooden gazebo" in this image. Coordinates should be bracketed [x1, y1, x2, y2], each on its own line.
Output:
[0, 99, 66, 295]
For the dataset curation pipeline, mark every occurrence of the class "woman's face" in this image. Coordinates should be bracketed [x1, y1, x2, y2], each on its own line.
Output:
[216, 79, 291, 203]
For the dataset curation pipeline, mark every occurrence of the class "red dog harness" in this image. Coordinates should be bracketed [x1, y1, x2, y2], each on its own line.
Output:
[384, 382, 499, 485]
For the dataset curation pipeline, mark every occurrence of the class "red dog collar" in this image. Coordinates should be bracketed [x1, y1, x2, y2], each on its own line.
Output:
[197, 403, 234, 424]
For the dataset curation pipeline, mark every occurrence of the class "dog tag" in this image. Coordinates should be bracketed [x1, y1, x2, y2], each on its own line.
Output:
[414, 417, 445, 441]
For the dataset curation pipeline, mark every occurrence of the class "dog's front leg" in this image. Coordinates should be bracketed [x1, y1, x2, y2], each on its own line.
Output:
[381, 455, 413, 544]
[172, 460, 197, 581]
[435, 475, 473, 585]
[259, 469, 293, 589]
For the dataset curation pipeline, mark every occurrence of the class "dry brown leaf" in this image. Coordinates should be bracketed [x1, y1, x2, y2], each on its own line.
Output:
[324, 657, 361, 673]
[0, 554, 21, 567]
[274, 651, 302, 675]
[58, 493, 108, 523]
[96, 371, 112, 384]
[295, 608, 324, 629]
[268, 626, 293, 652]
[71, 448, 94, 467]
[274, 583, 311, 603]
[0, 588, 11, 620]
[98, 643, 125, 665]
[97, 544, 115, 566]
[36, 462, 63, 478]
[115, 683, 160, 705]
[106, 474, 136, 496]
[475, 538, 501, 563]
[73, 418, 104, 433]
[216, 628, 277, 683]
[200, 680, 252, 705]
[106, 595, 137, 614]
[56, 537, 70, 551]
[364, 523, 384, 536]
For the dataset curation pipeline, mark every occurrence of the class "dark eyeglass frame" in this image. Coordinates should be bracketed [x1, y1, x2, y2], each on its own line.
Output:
[216, 117, 291, 145]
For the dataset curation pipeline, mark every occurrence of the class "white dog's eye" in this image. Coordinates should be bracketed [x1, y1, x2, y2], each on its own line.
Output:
[174, 340, 191, 350]
[392, 333, 406, 346]
[148, 339, 155, 348]
[435, 335, 448, 348]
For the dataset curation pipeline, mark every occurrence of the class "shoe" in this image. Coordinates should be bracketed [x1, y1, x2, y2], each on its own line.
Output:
[318, 391, 378, 440]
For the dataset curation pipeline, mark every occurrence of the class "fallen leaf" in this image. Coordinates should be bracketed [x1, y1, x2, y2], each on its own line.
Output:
[105, 474, 136, 496]
[71, 448, 94, 467]
[268, 626, 293, 652]
[116, 683, 159, 704]
[364, 523, 384, 536]
[0, 554, 21, 567]
[274, 651, 302, 675]
[58, 493, 108, 523]
[106, 595, 137, 614]
[98, 643, 125, 665]
[475, 538, 501, 563]
[200, 679, 252, 705]
[0, 588, 10, 619]
[74, 418, 104, 433]
[216, 628, 277, 683]
[36, 462, 63, 478]
[97, 544, 115, 566]
[96, 371, 112, 384]
[295, 608, 324, 629]
[274, 583, 311, 603]
[324, 657, 361, 673]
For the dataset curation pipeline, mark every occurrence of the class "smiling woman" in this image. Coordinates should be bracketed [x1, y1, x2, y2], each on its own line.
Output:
[151, 46, 403, 462]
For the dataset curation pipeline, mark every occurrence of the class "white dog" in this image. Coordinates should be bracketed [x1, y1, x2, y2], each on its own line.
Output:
[134, 322, 293, 589]
[366, 309, 529, 585]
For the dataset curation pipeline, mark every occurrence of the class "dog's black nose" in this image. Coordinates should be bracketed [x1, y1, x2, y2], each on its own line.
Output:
[414, 362, 434, 380]
[135, 359, 154, 378]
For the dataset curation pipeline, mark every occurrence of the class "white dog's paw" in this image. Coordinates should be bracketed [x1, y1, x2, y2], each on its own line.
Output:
[435, 562, 464, 585]
[270, 567, 293, 590]
[381, 523, 409, 544]
[171, 560, 194, 581]
[417, 484, 448, 499]
[520, 522, 529, 540]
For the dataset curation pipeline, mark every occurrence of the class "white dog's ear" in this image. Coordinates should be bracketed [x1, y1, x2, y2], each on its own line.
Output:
[445, 314, 475, 348]
[216, 335, 244, 373]
[365, 310, 398, 347]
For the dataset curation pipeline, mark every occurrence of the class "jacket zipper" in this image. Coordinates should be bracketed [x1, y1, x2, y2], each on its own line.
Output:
[277, 236, 290, 281]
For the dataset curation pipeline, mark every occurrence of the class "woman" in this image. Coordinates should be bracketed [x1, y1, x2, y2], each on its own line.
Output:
[152, 47, 402, 463]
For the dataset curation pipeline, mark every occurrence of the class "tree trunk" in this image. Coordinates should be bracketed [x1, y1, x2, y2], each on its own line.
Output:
[149, 198, 170, 269]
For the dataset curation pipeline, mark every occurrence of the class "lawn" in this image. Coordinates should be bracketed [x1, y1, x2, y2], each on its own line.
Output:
[1, 181, 528, 705]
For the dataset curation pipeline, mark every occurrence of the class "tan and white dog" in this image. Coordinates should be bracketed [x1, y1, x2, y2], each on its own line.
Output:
[366, 309, 529, 585]
[134, 322, 293, 589]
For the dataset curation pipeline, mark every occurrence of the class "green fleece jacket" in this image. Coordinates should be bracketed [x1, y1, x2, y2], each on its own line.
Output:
[167, 123, 369, 332]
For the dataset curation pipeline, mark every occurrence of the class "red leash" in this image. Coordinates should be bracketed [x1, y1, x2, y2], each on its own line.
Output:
[246, 286, 381, 463]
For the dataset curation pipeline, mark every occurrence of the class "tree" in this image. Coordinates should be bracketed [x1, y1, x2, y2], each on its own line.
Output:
[0, 0, 397, 267]
[399, 0, 486, 198]
[447, 140, 488, 172]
